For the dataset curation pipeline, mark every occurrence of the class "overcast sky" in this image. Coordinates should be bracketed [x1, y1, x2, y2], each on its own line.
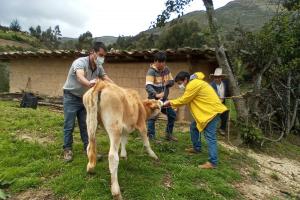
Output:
[0, 0, 233, 38]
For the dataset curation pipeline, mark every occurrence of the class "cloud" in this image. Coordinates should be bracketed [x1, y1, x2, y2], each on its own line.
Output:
[0, 0, 233, 37]
[0, 0, 89, 37]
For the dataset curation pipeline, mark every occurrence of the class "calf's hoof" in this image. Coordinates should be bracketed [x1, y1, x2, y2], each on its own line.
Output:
[113, 193, 123, 200]
[86, 164, 95, 174]
[120, 156, 127, 160]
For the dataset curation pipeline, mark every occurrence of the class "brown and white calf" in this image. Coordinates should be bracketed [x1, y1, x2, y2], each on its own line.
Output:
[83, 80, 160, 200]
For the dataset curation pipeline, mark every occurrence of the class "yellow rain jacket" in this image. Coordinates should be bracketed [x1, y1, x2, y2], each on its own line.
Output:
[170, 72, 227, 132]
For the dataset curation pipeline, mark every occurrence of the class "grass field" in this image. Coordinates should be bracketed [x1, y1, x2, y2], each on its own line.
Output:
[0, 100, 260, 200]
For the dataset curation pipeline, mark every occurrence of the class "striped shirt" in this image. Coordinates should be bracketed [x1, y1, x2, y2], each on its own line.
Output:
[145, 64, 174, 100]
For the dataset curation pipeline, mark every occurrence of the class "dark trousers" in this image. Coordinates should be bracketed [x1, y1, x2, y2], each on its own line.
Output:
[63, 90, 88, 151]
[220, 102, 229, 131]
[147, 107, 176, 138]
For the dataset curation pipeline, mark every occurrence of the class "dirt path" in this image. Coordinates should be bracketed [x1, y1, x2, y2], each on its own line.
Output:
[219, 141, 300, 199]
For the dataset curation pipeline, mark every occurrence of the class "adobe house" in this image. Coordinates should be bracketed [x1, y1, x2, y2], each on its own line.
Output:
[0, 47, 218, 121]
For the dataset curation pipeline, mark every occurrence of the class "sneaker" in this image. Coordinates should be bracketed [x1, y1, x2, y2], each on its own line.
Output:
[166, 135, 178, 142]
[64, 149, 73, 162]
[148, 135, 162, 144]
[185, 147, 201, 154]
[198, 161, 216, 169]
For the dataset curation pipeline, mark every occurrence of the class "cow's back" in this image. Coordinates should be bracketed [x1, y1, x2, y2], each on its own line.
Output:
[99, 84, 142, 132]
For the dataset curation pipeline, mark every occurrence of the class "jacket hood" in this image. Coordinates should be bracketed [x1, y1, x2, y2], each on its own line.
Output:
[190, 72, 205, 81]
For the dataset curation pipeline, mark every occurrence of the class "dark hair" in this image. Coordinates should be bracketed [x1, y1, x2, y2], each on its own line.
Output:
[154, 51, 166, 62]
[175, 71, 190, 82]
[93, 41, 107, 52]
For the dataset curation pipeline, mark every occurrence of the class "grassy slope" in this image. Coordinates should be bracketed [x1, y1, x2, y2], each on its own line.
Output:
[0, 30, 41, 51]
[0, 101, 255, 200]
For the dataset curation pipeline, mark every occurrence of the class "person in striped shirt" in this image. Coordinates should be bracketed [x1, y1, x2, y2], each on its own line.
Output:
[145, 51, 178, 142]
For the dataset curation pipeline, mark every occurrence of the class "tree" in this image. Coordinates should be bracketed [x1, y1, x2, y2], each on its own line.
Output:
[281, 0, 300, 11]
[77, 31, 93, 50]
[29, 25, 61, 49]
[53, 25, 62, 48]
[156, 20, 207, 49]
[225, 2, 300, 141]
[153, 0, 249, 121]
[9, 19, 21, 32]
[29, 25, 42, 39]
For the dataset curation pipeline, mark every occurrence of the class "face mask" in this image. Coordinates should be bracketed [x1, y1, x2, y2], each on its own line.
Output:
[178, 83, 185, 91]
[95, 56, 105, 66]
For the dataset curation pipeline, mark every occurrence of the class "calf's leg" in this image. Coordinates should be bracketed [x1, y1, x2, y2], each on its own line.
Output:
[120, 134, 128, 159]
[107, 128, 122, 200]
[84, 93, 99, 174]
[138, 126, 158, 160]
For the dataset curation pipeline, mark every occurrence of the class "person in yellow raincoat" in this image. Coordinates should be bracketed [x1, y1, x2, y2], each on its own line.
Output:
[163, 71, 227, 169]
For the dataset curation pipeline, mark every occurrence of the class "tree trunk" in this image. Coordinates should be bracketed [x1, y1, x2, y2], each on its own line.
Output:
[250, 62, 271, 113]
[202, 0, 248, 121]
[285, 72, 291, 135]
[250, 73, 262, 113]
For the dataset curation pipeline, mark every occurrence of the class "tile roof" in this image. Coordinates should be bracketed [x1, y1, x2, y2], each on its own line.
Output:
[0, 47, 216, 62]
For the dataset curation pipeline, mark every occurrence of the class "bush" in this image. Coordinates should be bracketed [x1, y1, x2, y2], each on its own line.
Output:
[239, 122, 263, 145]
[0, 64, 9, 92]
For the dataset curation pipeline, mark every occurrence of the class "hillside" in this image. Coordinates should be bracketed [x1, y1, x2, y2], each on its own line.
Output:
[60, 36, 118, 47]
[0, 30, 41, 52]
[0, 0, 277, 51]
[145, 0, 277, 36]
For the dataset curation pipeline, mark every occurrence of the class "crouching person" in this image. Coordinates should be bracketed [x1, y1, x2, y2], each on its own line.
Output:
[163, 71, 227, 169]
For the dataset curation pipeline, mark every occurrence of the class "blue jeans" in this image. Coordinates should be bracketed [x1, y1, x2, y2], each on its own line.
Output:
[63, 90, 89, 151]
[190, 115, 220, 166]
[190, 121, 201, 152]
[147, 107, 176, 138]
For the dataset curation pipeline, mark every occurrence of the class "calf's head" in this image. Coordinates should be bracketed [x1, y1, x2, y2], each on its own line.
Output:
[143, 99, 163, 119]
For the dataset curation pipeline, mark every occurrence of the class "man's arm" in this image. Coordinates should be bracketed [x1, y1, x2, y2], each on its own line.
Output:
[76, 69, 95, 87]
[165, 69, 174, 88]
[102, 75, 114, 83]
[145, 68, 164, 99]
[170, 82, 199, 107]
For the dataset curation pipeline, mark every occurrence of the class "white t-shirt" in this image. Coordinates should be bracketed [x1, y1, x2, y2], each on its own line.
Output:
[216, 82, 225, 101]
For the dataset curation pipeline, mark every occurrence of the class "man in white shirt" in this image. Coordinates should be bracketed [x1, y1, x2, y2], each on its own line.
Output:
[210, 68, 230, 135]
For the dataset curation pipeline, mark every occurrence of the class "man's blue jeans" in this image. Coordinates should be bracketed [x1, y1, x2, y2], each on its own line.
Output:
[147, 107, 176, 138]
[63, 90, 89, 151]
[190, 115, 220, 166]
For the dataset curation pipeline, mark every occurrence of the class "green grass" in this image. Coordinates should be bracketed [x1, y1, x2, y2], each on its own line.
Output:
[225, 99, 237, 121]
[0, 100, 255, 199]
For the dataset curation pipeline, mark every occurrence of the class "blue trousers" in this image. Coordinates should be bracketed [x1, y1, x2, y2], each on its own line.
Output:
[147, 107, 176, 138]
[190, 115, 220, 166]
[63, 90, 89, 151]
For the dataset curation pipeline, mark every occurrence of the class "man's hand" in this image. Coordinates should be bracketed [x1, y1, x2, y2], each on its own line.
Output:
[163, 100, 171, 107]
[155, 92, 164, 99]
[89, 79, 97, 88]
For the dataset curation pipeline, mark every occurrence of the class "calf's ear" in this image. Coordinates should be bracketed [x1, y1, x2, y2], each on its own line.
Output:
[143, 100, 157, 109]
[143, 100, 152, 107]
